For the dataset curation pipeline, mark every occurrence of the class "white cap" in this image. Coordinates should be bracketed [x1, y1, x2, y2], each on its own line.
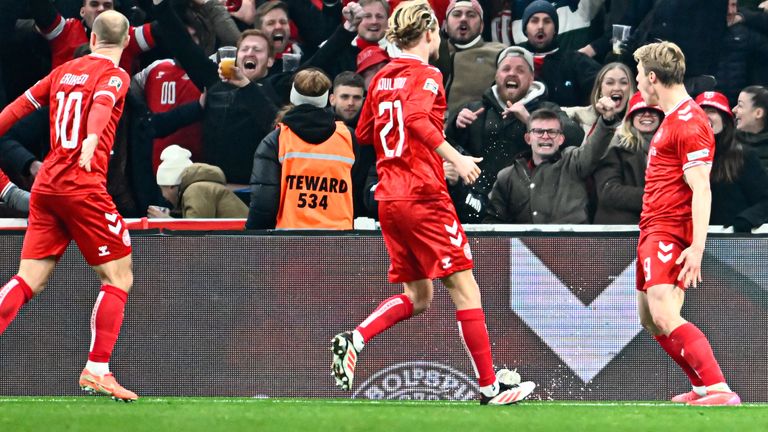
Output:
[156, 145, 193, 186]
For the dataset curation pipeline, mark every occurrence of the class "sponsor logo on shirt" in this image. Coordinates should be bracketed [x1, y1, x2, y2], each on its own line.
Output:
[98, 245, 110, 257]
[108, 76, 123, 90]
[686, 148, 710, 161]
[423, 78, 438, 95]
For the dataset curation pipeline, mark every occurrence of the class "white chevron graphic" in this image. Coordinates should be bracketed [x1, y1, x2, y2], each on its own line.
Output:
[679, 104, 692, 115]
[509, 239, 642, 382]
[657, 251, 673, 263]
[678, 113, 693, 122]
[449, 233, 463, 247]
[107, 219, 122, 235]
[105, 213, 118, 223]
[658, 242, 673, 253]
[444, 220, 458, 235]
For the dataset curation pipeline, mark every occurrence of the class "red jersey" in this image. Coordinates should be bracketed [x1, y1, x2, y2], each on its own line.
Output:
[356, 54, 449, 201]
[134, 59, 203, 172]
[640, 98, 715, 231]
[40, 14, 154, 72]
[24, 54, 129, 195]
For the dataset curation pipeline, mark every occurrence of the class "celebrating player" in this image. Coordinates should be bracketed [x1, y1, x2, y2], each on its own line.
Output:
[0, 10, 137, 402]
[633, 42, 740, 406]
[330, 0, 535, 405]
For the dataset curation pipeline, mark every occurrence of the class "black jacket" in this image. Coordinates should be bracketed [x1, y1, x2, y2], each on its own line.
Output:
[519, 41, 601, 108]
[589, 0, 727, 77]
[711, 147, 768, 230]
[715, 23, 768, 105]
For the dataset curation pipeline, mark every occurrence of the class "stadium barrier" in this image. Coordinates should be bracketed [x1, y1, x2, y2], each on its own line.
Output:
[0, 221, 766, 401]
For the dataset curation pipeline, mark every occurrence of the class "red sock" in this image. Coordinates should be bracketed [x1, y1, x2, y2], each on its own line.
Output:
[88, 284, 128, 362]
[456, 308, 496, 387]
[654, 334, 704, 387]
[669, 323, 726, 386]
[355, 294, 413, 343]
[0, 276, 33, 335]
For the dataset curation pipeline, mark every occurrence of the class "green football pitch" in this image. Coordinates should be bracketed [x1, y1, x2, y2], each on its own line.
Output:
[2, 397, 767, 431]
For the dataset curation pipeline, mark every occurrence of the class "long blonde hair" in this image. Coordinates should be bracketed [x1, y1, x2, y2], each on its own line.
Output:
[386, 0, 438, 49]
[589, 62, 636, 112]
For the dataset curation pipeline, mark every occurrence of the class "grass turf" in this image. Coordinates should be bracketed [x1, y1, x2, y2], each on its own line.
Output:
[1, 397, 767, 432]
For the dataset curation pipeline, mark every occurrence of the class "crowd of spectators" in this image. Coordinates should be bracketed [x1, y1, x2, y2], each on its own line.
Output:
[0, 0, 767, 231]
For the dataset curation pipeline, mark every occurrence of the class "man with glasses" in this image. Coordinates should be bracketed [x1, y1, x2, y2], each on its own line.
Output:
[445, 46, 582, 223]
[485, 105, 618, 224]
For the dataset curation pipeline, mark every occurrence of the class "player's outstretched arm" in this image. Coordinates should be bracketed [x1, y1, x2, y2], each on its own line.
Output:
[676, 164, 712, 288]
[435, 141, 482, 185]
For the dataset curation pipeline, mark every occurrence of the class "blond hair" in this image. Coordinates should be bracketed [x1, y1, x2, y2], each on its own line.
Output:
[386, 0, 437, 49]
[293, 68, 332, 97]
[633, 41, 686, 86]
[589, 62, 636, 110]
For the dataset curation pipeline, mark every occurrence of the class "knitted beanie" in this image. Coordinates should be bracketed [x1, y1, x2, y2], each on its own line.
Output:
[522, 0, 559, 38]
[156, 145, 193, 186]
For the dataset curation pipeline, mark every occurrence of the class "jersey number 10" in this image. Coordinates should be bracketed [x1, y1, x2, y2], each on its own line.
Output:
[54, 91, 83, 149]
[378, 100, 404, 158]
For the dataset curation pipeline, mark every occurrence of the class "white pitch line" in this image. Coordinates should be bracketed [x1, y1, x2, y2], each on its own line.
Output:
[0, 398, 766, 407]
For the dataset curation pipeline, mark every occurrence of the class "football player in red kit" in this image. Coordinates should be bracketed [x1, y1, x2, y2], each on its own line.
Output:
[0, 10, 138, 402]
[633, 41, 740, 406]
[330, 0, 535, 405]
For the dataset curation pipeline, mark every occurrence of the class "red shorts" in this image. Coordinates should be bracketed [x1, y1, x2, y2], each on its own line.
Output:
[635, 227, 692, 292]
[378, 198, 473, 283]
[22, 191, 132, 266]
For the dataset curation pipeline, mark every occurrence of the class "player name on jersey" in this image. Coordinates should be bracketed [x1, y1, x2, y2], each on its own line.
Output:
[285, 175, 348, 193]
[377, 77, 407, 91]
[60, 73, 89, 85]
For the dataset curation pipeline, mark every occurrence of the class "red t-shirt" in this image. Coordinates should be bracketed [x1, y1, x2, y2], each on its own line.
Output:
[40, 14, 154, 72]
[24, 53, 129, 195]
[640, 98, 715, 232]
[356, 54, 449, 201]
[134, 59, 203, 172]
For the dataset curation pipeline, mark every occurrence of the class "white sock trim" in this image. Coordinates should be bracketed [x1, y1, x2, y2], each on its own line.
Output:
[351, 329, 365, 352]
[85, 361, 110, 376]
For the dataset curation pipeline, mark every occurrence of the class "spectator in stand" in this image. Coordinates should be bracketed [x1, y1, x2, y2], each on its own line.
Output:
[579, 0, 727, 88]
[307, 0, 399, 80]
[715, 0, 768, 106]
[356, 45, 390, 89]
[246, 69, 360, 230]
[328, 71, 365, 128]
[592, 91, 663, 224]
[30, 0, 157, 72]
[445, 46, 583, 223]
[0, 170, 30, 215]
[153, 0, 280, 185]
[696, 91, 768, 233]
[149, 145, 248, 218]
[563, 62, 636, 138]
[183, 0, 241, 55]
[433, 0, 505, 117]
[734, 86, 768, 171]
[518, 0, 601, 107]
[485, 105, 618, 224]
[230, 0, 340, 57]
[327, 71, 376, 218]
[253, 1, 302, 75]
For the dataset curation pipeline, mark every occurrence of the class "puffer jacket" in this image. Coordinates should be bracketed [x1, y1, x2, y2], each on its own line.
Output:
[178, 163, 249, 218]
